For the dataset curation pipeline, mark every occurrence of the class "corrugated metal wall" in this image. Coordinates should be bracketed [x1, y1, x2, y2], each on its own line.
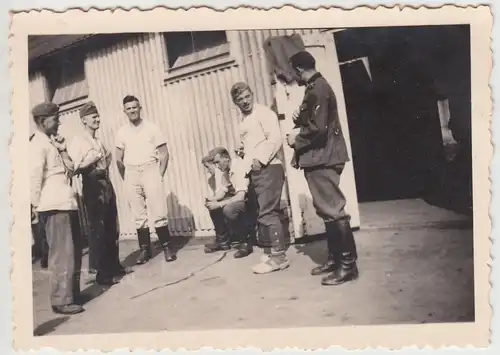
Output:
[28, 72, 47, 137]
[35, 29, 321, 240]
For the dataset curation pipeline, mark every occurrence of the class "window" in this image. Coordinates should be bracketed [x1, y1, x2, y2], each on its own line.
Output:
[45, 48, 89, 106]
[164, 31, 230, 71]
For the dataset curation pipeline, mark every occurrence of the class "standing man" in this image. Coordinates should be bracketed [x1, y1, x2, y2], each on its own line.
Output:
[230, 82, 288, 274]
[30, 102, 84, 315]
[286, 51, 359, 286]
[68, 101, 130, 285]
[115, 95, 175, 264]
[204, 147, 255, 258]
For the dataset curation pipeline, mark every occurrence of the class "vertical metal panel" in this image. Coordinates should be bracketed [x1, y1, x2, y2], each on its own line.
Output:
[50, 29, 325, 240]
[28, 71, 47, 136]
[82, 33, 250, 238]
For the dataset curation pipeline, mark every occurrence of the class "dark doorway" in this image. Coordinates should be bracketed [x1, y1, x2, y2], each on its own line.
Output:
[334, 25, 471, 203]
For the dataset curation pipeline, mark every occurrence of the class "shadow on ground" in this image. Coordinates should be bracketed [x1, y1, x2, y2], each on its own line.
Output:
[33, 316, 70, 336]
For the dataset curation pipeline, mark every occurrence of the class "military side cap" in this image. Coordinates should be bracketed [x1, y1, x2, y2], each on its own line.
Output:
[79, 101, 98, 118]
[289, 51, 316, 69]
[31, 102, 59, 117]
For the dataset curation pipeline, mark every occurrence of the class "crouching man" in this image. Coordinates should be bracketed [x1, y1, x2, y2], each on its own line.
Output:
[204, 147, 255, 259]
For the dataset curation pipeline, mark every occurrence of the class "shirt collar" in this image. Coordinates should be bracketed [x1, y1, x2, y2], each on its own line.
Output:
[306, 72, 322, 89]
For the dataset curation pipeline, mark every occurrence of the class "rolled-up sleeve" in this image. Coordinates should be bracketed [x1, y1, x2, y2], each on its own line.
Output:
[231, 162, 250, 193]
[30, 142, 46, 209]
[68, 136, 102, 171]
[253, 107, 283, 165]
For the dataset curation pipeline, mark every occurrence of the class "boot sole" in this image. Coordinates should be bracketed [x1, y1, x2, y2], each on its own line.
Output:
[253, 263, 290, 274]
[311, 266, 337, 276]
[321, 272, 359, 286]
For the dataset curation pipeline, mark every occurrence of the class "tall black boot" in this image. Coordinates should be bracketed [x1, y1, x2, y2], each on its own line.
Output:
[156, 226, 177, 262]
[311, 221, 338, 276]
[136, 228, 152, 265]
[321, 218, 359, 286]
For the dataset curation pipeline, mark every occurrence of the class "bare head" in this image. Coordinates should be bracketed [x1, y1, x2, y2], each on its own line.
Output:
[212, 148, 232, 173]
[123, 95, 142, 124]
[231, 82, 254, 115]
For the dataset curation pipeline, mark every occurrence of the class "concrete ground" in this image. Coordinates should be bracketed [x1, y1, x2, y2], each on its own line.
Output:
[32, 199, 474, 336]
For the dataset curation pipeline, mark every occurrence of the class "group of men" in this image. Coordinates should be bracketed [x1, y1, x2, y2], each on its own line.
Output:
[200, 51, 360, 283]
[30, 95, 175, 315]
[30, 49, 359, 316]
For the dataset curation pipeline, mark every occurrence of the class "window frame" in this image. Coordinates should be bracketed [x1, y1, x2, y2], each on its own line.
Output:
[44, 47, 90, 109]
[162, 30, 238, 83]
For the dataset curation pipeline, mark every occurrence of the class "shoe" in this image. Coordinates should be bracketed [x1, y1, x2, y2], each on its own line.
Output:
[252, 255, 289, 274]
[52, 304, 85, 315]
[321, 261, 359, 285]
[156, 226, 178, 262]
[163, 245, 177, 262]
[234, 243, 253, 259]
[204, 237, 231, 253]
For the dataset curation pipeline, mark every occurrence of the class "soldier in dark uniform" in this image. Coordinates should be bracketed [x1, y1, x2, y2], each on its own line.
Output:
[286, 51, 359, 286]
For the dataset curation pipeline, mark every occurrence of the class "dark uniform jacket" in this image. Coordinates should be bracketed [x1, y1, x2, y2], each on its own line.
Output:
[292, 73, 350, 169]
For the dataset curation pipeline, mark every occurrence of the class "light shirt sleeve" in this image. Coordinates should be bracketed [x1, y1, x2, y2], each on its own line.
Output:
[68, 136, 103, 171]
[151, 123, 167, 148]
[254, 106, 283, 165]
[30, 140, 46, 209]
[230, 160, 249, 193]
[115, 127, 126, 150]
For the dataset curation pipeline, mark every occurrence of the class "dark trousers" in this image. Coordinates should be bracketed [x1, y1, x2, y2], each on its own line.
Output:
[221, 200, 254, 245]
[208, 208, 229, 240]
[249, 164, 286, 254]
[32, 221, 48, 261]
[83, 179, 122, 279]
[39, 210, 82, 307]
[304, 165, 348, 222]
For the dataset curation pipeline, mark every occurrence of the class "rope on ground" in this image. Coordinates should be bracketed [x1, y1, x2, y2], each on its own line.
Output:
[129, 251, 228, 300]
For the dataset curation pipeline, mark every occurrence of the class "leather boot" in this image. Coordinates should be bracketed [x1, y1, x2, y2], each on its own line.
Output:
[204, 234, 231, 253]
[156, 226, 177, 262]
[321, 218, 359, 286]
[136, 228, 152, 265]
[234, 242, 253, 258]
[311, 221, 338, 276]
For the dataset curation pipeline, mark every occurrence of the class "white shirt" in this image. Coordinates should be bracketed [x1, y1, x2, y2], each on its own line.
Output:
[115, 119, 167, 166]
[30, 132, 78, 212]
[219, 158, 249, 194]
[68, 130, 110, 172]
[239, 103, 283, 173]
[230, 158, 250, 193]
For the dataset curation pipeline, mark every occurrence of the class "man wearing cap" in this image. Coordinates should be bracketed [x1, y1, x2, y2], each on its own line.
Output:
[30, 101, 84, 315]
[204, 147, 255, 258]
[230, 82, 288, 274]
[115, 95, 175, 264]
[68, 101, 130, 285]
[287, 50, 359, 286]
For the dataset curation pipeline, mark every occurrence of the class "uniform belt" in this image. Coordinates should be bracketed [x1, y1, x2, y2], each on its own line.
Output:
[125, 160, 159, 171]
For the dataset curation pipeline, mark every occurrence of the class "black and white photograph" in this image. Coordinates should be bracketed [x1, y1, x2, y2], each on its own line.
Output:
[10, 5, 491, 351]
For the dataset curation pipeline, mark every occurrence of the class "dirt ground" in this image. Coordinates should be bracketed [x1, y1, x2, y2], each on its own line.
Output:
[32, 220, 474, 336]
